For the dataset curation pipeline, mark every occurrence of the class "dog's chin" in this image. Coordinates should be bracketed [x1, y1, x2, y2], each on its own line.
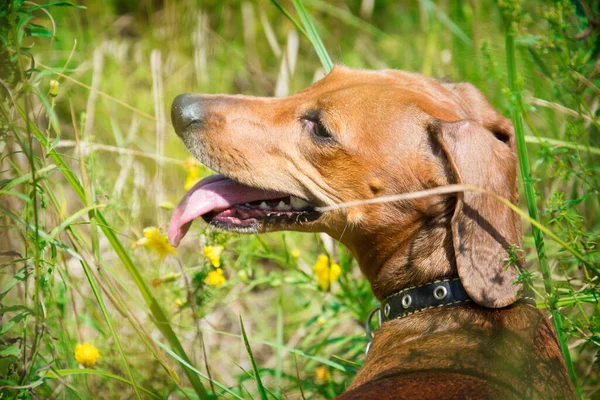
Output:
[202, 208, 322, 234]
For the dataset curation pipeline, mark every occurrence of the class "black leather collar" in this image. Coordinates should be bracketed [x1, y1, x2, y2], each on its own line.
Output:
[379, 276, 537, 323]
[364, 277, 536, 354]
[381, 277, 470, 321]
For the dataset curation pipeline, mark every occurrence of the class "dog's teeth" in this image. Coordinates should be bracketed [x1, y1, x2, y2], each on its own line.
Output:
[276, 201, 290, 211]
[259, 202, 269, 210]
[290, 196, 309, 210]
[245, 203, 250, 206]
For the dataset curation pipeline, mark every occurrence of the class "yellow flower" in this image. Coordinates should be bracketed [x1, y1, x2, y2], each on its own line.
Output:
[317, 316, 327, 325]
[174, 298, 184, 308]
[315, 365, 331, 383]
[135, 227, 177, 260]
[203, 245, 224, 267]
[184, 157, 201, 190]
[205, 268, 226, 286]
[74, 343, 101, 367]
[312, 254, 341, 291]
[290, 249, 300, 258]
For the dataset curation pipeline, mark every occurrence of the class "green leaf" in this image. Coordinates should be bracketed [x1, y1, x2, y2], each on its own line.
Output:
[0, 345, 21, 357]
[24, 23, 52, 38]
[28, 2, 87, 11]
[0, 266, 28, 301]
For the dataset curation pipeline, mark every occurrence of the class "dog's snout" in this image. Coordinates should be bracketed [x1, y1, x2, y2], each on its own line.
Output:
[171, 93, 204, 136]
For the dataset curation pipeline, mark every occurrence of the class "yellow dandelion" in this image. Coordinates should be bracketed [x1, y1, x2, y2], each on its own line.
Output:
[74, 343, 101, 367]
[174, 298, 184, 308]
[317, 316, 327, 325]
[312, 254, 341, 291]
[315, 365, 331, 383]
[135, 227, 177, 260]
[203, 245, 224, 267]
[205, 268, 226, 286]
[184, 157, 201, 190]
[290, 249, 300, 258]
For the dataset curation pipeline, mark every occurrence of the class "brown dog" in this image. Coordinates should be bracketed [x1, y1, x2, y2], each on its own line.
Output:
[168, 67, 576, 399]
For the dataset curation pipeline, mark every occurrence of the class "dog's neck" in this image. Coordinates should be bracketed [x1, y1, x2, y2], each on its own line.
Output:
[347, 212, 457, 301]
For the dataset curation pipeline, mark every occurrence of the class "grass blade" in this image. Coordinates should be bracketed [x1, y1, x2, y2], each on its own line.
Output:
[269, 0, 307, 37]
[240, 316, 268, 400]
[70, 244, 142, 399]
[46, 368, 159, 399]
[292, 0, 333, 72]
[18, 107, 208, 399]
[195, 326, 354, 373]
[421, 0, 472, 45]
[275, 290, 284, 398]
[504, 27, 581, 397]
[155, 341, 245, 400]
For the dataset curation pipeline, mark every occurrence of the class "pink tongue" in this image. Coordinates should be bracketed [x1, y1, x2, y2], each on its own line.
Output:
[168, 174, 284, 246]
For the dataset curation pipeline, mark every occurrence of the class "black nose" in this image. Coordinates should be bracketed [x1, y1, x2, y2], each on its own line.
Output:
[171, 93, 204, 136]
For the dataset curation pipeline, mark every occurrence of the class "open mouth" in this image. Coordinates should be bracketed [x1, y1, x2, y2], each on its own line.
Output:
[168, 174, 320, 246]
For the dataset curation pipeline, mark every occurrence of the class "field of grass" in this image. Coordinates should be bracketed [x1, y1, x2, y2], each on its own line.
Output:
[1, 0, 599, 398]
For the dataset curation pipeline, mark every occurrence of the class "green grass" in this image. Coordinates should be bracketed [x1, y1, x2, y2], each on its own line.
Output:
[1, 1, 599, 399]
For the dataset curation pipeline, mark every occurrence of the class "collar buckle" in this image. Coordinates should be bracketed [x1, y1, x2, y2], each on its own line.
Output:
[365, 306, 381, 355]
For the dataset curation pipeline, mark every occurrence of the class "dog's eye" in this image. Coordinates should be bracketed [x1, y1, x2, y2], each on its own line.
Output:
[312, 120, 330, 138]
[303, 116, 332, 141]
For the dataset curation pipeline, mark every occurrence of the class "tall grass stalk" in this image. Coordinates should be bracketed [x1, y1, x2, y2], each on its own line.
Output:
[240, 316, 269, 400]
[504, 28, 580, 396]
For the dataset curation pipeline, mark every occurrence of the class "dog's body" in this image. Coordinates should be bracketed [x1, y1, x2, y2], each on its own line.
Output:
[169, 67, 576, 398]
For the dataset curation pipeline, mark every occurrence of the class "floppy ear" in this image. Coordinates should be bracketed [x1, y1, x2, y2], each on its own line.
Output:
[434, 119, 523, 308]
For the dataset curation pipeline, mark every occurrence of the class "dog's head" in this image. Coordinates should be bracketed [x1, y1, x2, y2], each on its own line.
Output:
[169, 66, 523, 307]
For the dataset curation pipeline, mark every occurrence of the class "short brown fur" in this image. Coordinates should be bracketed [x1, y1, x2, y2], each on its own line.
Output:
[172, 67, 576, 398]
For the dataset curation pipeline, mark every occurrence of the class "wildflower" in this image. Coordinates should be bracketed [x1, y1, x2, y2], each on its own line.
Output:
[315, 365, 331, 383]
[152, 272, 180, 288]
[49, 80, 59, 97]
[312, 254, 341, 291]
[74, 343, 101, 367]
[290, 248, 300, 258]
[205, 268, 226, 286]
[203, 245, 224, 267]
[134, 227, 177, 260]
[184, 157, 201, 190]
[174, 298, 184, 308]
[317, 316, 327, 325]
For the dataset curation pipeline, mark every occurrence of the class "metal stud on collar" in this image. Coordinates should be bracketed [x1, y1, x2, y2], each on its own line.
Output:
[433, 285, 448, 300]
[401, 294, 412, 309]
[383, 303, 391, 318]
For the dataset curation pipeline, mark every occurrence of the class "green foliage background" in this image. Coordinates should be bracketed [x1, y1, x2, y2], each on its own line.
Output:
[1, 0, 599, 398]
